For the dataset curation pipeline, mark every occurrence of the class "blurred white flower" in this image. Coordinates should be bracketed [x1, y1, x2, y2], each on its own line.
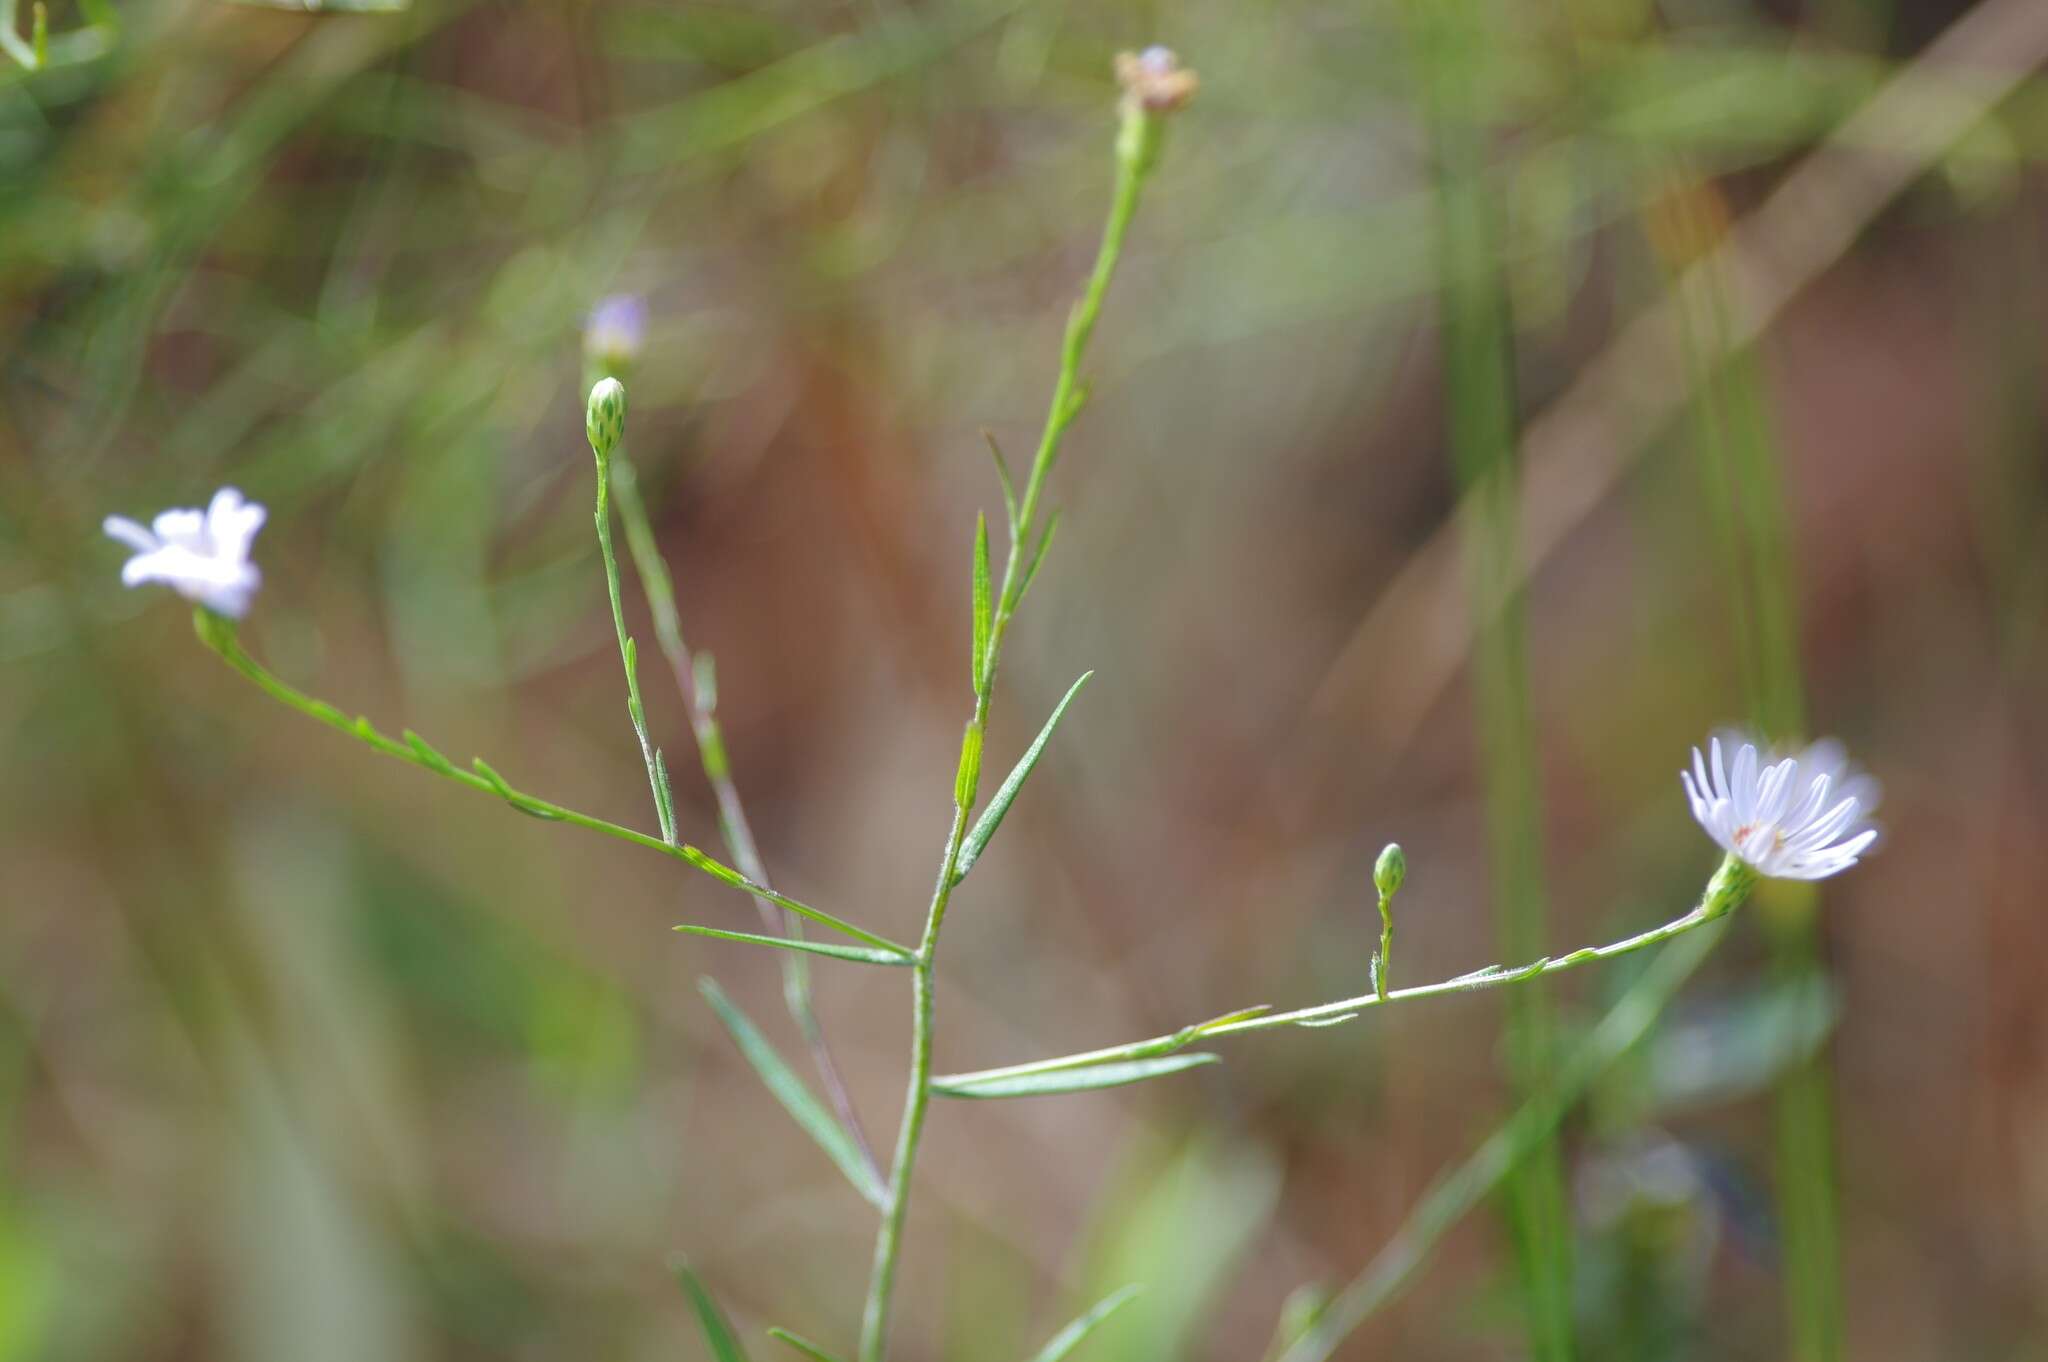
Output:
[104, 487, 266, 618]
[1682, 732, 1879, 881]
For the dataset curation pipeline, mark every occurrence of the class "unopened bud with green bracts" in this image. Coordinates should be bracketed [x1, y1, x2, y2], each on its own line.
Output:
[1374, 842, 1406, 900]
[1372, 842, 1404, 1001]
[586, 377, 627, 464]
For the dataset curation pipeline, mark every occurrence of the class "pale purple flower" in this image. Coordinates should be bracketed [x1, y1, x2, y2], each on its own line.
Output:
[1682, 732, 1880, 881]
[104, 487, 266, 618]
[584, 294, 647, 368]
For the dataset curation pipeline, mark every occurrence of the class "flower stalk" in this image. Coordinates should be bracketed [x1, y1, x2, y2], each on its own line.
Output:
[855, 56, 1187, 1362]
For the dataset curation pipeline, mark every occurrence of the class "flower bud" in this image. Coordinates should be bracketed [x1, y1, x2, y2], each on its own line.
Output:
[1374, 842, 1405, 900]
[586, 377, 627, 462]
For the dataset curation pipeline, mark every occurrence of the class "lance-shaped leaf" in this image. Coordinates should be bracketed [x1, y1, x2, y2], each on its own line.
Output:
[983, 430, 1019, 541]
[675, 924, 914, 967]
[767, 1328, 846, 1362]
[952, 672, 1093, 884]
[679, 847, 911, 955]
[1027, 1284, 1145, 1362]
[672, 1260, 752, 1362]
[932, 1053, 1218, 1100]
[971, 513, 992, 694]
[699, 980, 887, 1207]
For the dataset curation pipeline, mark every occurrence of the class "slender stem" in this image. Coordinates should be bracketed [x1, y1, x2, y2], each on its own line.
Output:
[935, 855, 1759, 1090]
[608, 450, 881, 1181]
[1276, 910, 1733, 1362]
[591, 443, 677, 845]
[856, 102, 1166, 1362]
[192, 609, 910, 955]
[1375, 892, 1394, 1002]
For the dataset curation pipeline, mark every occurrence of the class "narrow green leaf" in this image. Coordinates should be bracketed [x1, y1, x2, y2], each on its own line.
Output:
[653, 746, 677, 841]
[1018, 510, 1061, 602]
[698, 979, 888, 1207]
[1028, 1284, 1145, 1362]
[1192, 1005, 1274, 1032]
[402, 729, 455, 774]
[767, 1328, 846, 1362]
[954, 721, 983, 813]
[982, 430, 1019, 541]
[952, 672, 1092, 883]
[677, 847, 911, 955]
[932, 1053, 1218, 1100]
[971, 513, 992, 693]
[674, 924, 913, 967]
[671, 1260, 751, 1362]
[1294, 1014, 1358, 1029]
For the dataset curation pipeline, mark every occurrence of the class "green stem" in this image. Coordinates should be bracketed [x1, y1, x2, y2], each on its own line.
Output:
[856, 104, 1165, 1362]
[608, 449, 881, 1181]
[1276, 909, 1734, 1362]
[1375, 892, 1394, 1001]
[935, 855, 1758, 1090]
[592, 445, 676, 845]
[191, 608, 909, 956]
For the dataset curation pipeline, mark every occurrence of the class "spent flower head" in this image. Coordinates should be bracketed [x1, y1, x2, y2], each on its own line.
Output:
[1682, 732, 1879, 881]
[1115, 46, 1199, 115]
[584, 294, 647, 374]
[104, 487, 266, 619]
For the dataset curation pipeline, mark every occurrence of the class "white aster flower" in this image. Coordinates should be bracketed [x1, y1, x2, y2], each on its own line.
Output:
[1681, 732, 1880, 881]
[104, 487, 267, 619]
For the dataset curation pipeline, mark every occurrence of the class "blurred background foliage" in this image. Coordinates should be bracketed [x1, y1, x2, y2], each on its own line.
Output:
[4, 0, 2048, 1358]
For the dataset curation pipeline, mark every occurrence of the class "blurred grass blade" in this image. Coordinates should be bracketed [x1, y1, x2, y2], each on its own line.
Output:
[673, 1261, 752, 1362]
[699, 980, 889, 1208]
[767, 1328, 845, 1362]
[1026, 1284, 1144, 1362]
[675, 925, 914, 967]
[971, 513, 993, 692]
[952, 672, 1092, 883]
[932, 1054, 1216, 1099]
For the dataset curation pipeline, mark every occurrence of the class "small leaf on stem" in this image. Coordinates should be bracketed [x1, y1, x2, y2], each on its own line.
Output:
[699, 979, 890, 1208]
[971, 514, 992, 693]
[953, 672, 1092, 883]
[932, 1053, 1218, 1099]
[671, 1260, 752, 1362]
[1027, 1284, 1145, 1362]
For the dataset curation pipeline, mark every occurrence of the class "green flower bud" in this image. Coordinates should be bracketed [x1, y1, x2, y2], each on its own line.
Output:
[586, 377, 627, 463]
[1374, 842, 1406, 900]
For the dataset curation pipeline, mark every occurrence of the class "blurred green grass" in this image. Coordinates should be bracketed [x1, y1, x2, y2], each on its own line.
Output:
[6, 0, 2048, 1358]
